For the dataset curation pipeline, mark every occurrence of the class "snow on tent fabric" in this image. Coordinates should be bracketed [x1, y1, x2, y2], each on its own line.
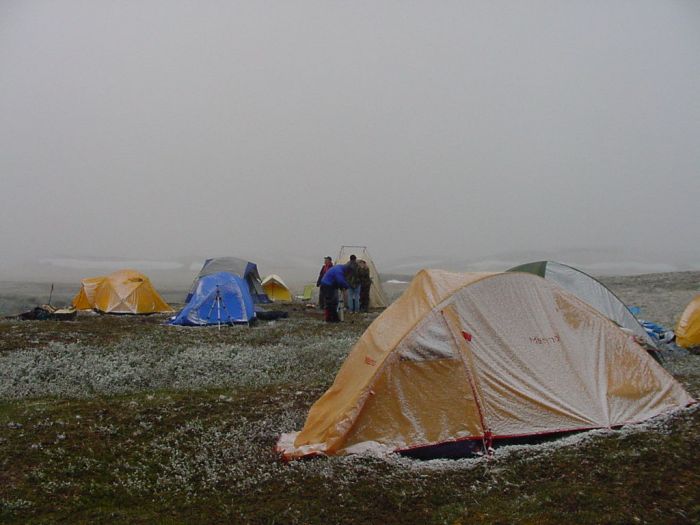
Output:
[187, 257, 270, 304]
[171, 272, 255, 326]
[72, 269, 173, 314]
[277, 270, 693, 460]
[72, 276, 104, 310]
[508, 261, 657, 349]
[336, 246, 389, 308]
[262, 274, 293, 302]
[676, 294, 700, 349]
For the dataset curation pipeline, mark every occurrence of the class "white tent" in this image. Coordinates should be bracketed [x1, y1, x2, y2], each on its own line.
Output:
[336, 245, 388, 308]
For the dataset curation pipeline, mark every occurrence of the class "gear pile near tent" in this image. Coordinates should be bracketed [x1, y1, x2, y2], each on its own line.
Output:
[187, 257, 270, 304]
[336, 245, 388, 308]
[676, 294, 700, 349]
[170, 272, 255, 326]
[72, 269, 173, 314]
[277, 270, 693, 460]
[16, 304, 77, 321]
[508, 261, 658, 350]
[262, 274, 292, 302]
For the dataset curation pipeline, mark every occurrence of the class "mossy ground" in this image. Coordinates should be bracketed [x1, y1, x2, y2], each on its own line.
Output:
[1, 304, 698, 524]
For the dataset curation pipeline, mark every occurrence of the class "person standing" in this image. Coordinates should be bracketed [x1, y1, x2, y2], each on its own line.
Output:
[357, 259, 372, 313]
[345, 254, 360, 313]
[316, 256, 333, 309]
[319, 263, 351, 322]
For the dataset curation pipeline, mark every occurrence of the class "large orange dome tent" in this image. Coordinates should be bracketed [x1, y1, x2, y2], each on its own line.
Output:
[277, 270, 693, 460]
[72, 269, 173, 314]
[508, 260, 658, 350]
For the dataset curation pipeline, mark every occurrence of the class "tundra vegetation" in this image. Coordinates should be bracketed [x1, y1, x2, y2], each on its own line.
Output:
[1, 278, 699, 524]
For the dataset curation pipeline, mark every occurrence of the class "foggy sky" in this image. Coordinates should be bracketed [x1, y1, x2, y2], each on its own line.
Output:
[1, 1, 699, 271]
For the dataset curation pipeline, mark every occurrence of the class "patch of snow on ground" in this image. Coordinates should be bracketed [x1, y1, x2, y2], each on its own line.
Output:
[384, 403, 700, 472]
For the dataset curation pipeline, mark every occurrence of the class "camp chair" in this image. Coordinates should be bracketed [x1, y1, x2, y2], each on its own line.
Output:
[297, 284, 314, 302]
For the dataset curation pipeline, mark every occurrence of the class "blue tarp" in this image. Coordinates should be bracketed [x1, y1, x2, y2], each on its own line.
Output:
[171, 272, 255, 326]
[629, 306, 674, 344]
[640, 319, 674, 343]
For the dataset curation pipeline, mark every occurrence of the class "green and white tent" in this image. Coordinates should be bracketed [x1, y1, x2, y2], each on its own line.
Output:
[508, 261, 657, 349]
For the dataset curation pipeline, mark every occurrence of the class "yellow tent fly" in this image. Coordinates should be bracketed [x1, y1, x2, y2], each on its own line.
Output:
[72, 269, 173, 314]
[262, 274, 293, 302]
[676, 294, 700, 349]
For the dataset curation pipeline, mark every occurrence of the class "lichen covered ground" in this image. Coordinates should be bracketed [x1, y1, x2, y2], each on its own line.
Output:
[1, 276, 699, 524]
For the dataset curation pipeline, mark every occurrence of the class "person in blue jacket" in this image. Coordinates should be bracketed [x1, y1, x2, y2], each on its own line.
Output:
[319, 263, 351, 322]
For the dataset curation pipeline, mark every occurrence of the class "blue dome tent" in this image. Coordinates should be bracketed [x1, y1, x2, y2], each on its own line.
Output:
[171, 272, 255, 326]
[186, 257, 271, 304]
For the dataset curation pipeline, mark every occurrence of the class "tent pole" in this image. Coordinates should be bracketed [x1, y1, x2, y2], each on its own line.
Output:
[216, 286, 221, 331]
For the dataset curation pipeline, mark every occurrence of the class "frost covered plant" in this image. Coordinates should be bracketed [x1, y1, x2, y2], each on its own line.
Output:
[40, 480, 75, 495]
[0, 330, 358, 400]
[116, 411, 303, 499]
[113, 406, 429, 503]
[0, 498, 34, 511]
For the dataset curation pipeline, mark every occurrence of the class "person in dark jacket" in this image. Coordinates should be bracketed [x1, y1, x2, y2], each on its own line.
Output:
[357, 259, 372, 313]
[345, 254, 360, 313]
[316, 256, 333, 309]
[319, 263, 351, 322]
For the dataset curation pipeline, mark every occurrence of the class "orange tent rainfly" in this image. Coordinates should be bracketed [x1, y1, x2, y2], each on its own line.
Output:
[72, 269, 173, 314]
[277, 270, 693, 460]
[676, 294, 700, 349]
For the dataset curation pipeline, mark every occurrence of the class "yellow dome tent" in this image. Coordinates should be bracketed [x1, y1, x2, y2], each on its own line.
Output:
[676, 294, 700, 349]
[262, 274, 292, 302]
[278, 270, 693, 460]
[72, 269, 173, 314]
